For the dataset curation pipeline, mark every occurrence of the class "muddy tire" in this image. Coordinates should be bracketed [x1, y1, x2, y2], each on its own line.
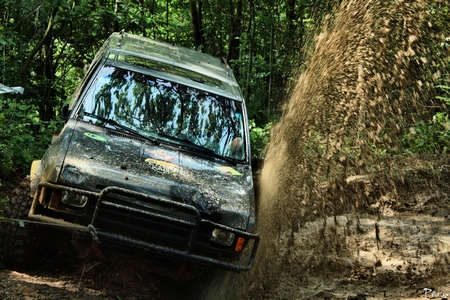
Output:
[1, 177, 41, 268]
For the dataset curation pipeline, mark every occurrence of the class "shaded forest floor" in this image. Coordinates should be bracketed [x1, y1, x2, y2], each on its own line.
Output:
[1, 155, 450, 299]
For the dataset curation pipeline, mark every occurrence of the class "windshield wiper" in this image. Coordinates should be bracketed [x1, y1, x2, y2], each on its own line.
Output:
[157, 131, 238, 165]
[82, 112, 160, 145]
[157, 131, 212, 151]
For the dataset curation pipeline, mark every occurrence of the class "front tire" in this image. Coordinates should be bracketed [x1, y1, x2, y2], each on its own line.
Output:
[1, 177, 41, 268]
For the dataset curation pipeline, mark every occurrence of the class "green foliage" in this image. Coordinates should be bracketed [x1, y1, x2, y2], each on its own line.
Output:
[249, 120, 272, 158]
[0, 97, 62, 179]
[1, 0, 446, 183]
[400, 2, 450, 156]
[435, 85, 450, 105]
[402, 85, 450, 154]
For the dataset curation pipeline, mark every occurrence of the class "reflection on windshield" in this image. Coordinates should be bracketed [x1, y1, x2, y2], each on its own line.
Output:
[80, 66, 245, 160]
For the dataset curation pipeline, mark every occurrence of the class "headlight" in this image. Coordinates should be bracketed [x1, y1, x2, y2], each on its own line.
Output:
[211, 228, 235, 246]
[62, 166, 86, 185]
[61, 191, 88, 208]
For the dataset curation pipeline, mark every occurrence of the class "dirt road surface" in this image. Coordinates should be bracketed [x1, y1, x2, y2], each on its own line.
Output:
[1, 157, 450, 299]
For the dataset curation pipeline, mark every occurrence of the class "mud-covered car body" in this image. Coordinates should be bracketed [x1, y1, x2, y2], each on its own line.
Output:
[28, 32, 259, 272]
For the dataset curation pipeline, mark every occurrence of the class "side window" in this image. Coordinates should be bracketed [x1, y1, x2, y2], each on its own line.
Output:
[70, 59, 105, 113]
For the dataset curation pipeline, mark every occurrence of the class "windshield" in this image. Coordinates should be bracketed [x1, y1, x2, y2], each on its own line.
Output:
[79, 65, 246, 160]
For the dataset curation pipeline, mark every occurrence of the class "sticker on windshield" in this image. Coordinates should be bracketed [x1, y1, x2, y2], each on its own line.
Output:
[145, 158, 178, 173]
[84, 133, 107, 142]
[145, 149, 175, 162]
[215, 166, 242, 176]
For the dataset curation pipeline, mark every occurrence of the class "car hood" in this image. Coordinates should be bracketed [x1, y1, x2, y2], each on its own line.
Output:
[58, 122, 254, 230]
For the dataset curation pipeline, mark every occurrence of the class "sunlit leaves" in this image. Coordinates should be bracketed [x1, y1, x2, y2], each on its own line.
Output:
[0, 98, 61, 178]
[403, 84, 450, 154]
[249, 120, 271, 157]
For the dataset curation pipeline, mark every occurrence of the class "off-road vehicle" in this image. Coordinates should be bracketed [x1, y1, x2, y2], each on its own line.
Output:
[2, 31, 259, 274]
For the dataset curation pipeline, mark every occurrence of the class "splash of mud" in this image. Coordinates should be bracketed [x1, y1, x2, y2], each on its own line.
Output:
[243, 0, 449, 295]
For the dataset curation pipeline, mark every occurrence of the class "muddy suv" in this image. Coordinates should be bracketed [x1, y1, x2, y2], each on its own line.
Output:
[2, 31, 259, 273]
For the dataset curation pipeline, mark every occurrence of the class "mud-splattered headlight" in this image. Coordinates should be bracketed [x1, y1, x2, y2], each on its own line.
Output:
[62, 166, 86, 185]
[211, 228, 235, 246]
[61, 191, 88, 208]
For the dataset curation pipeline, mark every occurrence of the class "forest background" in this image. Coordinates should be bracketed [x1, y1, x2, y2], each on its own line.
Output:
[0, 0, 449, 187]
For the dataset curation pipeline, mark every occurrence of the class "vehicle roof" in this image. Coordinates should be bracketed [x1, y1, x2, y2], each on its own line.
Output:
[103, 32, 243, 100]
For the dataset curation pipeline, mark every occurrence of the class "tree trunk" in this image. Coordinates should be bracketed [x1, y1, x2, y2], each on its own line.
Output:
[286, 0, 296, 38]
[268, 11, 274, 117]
[244, 0, 255, 101]
[139, 0, 146, 36]
[113, 0, 119, 32]
[165, 0, 169, 41]
[189, 0, 204, 50]
[42, 40, 55, 121]
[20, 7, 56, 88]
[226, 0, 242, 63]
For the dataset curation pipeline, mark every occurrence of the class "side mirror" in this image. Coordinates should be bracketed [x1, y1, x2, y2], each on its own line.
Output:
[62, 103, 71, 121]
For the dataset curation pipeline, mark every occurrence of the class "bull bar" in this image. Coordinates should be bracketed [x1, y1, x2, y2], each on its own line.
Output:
[28, 182, 260, 272]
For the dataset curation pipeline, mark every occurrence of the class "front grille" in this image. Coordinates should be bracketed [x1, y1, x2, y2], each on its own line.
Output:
[30, 182, 260, 271]
[95, 192, 199, 251]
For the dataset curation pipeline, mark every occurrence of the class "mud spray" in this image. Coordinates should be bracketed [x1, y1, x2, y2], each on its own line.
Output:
[237, 0, 449, 298]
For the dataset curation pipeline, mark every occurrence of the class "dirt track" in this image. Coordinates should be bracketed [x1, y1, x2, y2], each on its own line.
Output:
[1, 157, 450, 299]
[0, 253, 176, 299]
[238, 157, 450, 300]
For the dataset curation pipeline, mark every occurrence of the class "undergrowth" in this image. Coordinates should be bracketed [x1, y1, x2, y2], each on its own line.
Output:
[0, 97, 63, 183]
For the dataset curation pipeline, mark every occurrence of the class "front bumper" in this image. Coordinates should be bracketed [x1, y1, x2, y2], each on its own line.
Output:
[28, 182, 259, 272]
